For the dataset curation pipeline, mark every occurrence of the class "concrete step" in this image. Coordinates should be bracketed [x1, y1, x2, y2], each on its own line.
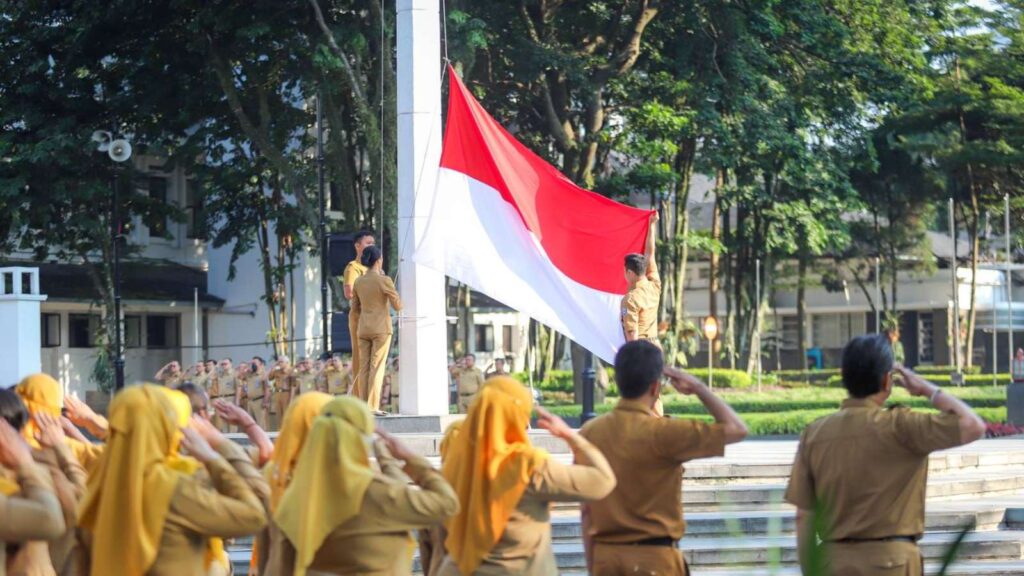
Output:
[556, 561, 1024, 576]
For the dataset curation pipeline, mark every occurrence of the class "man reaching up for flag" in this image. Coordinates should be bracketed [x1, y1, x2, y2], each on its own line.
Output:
[622, 213, 661, 346]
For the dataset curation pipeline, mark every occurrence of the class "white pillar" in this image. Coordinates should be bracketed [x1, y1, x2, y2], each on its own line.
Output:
[0, 268, 48, 386]
[396, 0, 448, 415]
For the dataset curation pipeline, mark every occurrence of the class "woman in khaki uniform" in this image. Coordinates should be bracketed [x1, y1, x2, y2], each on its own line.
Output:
[438, 377, 617, 576]
[351, 245, 402, 414]
[16, 374, 104, 470]
[0, 413, 66, 576]
[265, 396, 458, 576]
[78, 384, 266, 576]
[418, 420, 463, 576]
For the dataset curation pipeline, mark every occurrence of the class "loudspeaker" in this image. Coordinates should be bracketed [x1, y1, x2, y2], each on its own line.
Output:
[328, 233, 356, 277]
[331, 311, 353, 353]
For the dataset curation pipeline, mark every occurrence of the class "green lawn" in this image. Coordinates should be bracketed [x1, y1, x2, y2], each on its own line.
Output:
[544, 386, 1009, 436]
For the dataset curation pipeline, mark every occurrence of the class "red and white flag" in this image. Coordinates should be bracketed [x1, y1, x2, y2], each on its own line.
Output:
[414, 67, 655, 363]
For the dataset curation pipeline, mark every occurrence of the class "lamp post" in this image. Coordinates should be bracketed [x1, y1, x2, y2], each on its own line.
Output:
[581, 349, 596, 425]
[93, 131, 132, 391]
[703, 316, 719, 389]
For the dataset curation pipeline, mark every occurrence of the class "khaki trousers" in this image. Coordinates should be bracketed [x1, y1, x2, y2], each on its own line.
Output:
[349, 313, 361, 385]
[355, 334, 391, 412]
[826, 541, 923, 576]
[592, 543, 689, 576]
[271, 390, 291, 431]
[247, 397, 268, 429]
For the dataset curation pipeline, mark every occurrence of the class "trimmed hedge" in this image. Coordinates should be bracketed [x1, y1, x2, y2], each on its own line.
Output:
[826, 373, 1011, 387]
[914, 365, 982, 375]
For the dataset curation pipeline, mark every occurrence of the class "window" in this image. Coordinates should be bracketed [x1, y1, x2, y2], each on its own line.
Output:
[125, 315, 142, 348]
[41, 314, 60, 347]
[502, 325, 514, 354]
[68, 314, 100, 348]
[698, 267, 712, 280]
[146, 315, 179, 349]
[474, 324, 494, 352]
[184, 180, 204, 239]
[919, 313, 935, 363]
[145, 177, 169, 237]
[781, 315, 800, 350]
[812, 313, 865, 349]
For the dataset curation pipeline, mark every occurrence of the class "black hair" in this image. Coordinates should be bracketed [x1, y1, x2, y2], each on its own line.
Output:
[614, 340, 664, 399]
[252, 356, 265, 366]
[361, 245, 382, 268]
[354, 229, 375, 244]
[841, 333, 894, 398]
[174, 382, 210, 416]
[0, 388, 29, 431]
[624, 253, 646, 276]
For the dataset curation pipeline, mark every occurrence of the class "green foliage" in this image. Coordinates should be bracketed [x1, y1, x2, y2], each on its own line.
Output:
[826, 373, 1011, 387]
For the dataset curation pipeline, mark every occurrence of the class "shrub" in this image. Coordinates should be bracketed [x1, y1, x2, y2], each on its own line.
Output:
[914, 365, 982, 375]
[825, 373, 1010, 387]
[673, 368, 753, 389]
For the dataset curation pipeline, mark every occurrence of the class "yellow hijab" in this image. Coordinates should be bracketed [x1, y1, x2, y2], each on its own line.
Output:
[275, 396, 376, 576]
[156, 388, 228, 570]
[16, 373, 101, 469]
[442, 377, 548, 575]
[264, 392, 332, 511]
[439, 419, 463, 463]
[78, 384, 185, 576]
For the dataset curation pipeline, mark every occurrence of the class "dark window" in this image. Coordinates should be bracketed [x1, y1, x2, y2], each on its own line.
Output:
[145, 177, 169, 237]
[474, 324, 494, 353]
[146, 315, 179, 349]
[125, 315, 142, 348]
[502, 325, 514, 354]
[41, 314, 60, 347]
[69, 314, 100, 348]
[184, 179, 204, 239]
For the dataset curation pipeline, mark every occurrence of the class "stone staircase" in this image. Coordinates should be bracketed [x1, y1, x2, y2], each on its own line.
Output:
[228, 437, 1024, 575]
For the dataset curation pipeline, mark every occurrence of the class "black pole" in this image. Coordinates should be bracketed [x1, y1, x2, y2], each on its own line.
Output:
[112, 172, 125, 391]
[317, 92, 331, 359]
[581, 349, 596, 424]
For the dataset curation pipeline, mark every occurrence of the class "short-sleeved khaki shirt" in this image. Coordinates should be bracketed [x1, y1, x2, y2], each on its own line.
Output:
[214, 372, 236, 398]
[785, 398, 962, 540]
[621, 261, 661, 341]
[455, 367, 485, 396]
[580, 398, 726, 543]
[343, 260, 368, 290]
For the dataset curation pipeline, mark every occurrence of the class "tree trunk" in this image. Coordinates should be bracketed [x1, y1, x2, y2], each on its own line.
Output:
[965, 201, 980, 367]
[709, 170, 723, 368]
[797, 245, 809, 373]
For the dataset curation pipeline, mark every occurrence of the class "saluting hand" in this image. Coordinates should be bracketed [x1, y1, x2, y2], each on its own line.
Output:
[33, 412, 66, 448]
[536, 406, 574, 440]
[60, 416, 89, 443]
[375, 429, 418, 462]
[894, 366, 935, 397]
[0, 419, 33, 468]
[213, 399, 256, 428]
[64, 395, 99, 428]
[663, 366, 704, 395]
[189, 415, 225, 449]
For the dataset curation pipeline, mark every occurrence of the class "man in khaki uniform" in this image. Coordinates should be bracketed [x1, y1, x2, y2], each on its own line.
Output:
[342, 229, 376, 387]
[208, 358, 238, 432]
[621, 213, 660, 345]
[318, 356, 349, 396]
[786, 334, 986, 576]
[239, 357, 270, 430]
[154, 361, 184, 387]
[268, 358, 294, 430]
[293, 357, 318, 398]
[485, 357, 510, 378]
[449, 354, 485, 413]
[580, 340, 748, 576]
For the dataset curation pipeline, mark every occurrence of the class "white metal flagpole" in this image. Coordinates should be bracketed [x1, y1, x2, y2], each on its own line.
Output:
[1008, 194, 1014, 366]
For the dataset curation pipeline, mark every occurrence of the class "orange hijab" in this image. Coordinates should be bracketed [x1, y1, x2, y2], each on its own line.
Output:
[78, 384, 185, 576]
[16, 373, 101, 469]
[442, 377, 548, 575]
[263, 392, 332, 511]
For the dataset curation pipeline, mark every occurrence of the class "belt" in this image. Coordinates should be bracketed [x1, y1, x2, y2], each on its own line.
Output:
[459, 392, 476, 397]
[833, 536, 917, 545]
[598, 537, 676, 547]
[249, 395, 265, 401]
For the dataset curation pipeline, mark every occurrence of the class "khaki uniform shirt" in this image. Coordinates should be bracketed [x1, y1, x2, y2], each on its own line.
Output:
[0, 461, 66, 576]
[212, 371, 237, 399]
[148, 444, 267, 575]
[319, 368, 350, 396]
[621, 260, 661, 342]
[268, 366, 294, 395]
[241, 371, 268, 401]
[343, 260, 368, 292]
[352, 273, 403, 338]
[191, 372, 209, 390]
[159, 373, 185, 388]
[264, 455, 458, 576]
[436, 434, 616, 576]
[785, 398, 962, 540]
[455, 368, 485, 397]
[294, 371, 317, 395]
[580, 398, 725, 543]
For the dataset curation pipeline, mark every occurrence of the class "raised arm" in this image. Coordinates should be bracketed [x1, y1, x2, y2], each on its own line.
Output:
[896, 366, 986, 445]
[529, 407, 616, 502]
[664, 366, 748, 444]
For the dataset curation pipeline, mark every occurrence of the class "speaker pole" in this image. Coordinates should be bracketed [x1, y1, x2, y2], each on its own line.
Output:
[317, 91, 331, 358]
